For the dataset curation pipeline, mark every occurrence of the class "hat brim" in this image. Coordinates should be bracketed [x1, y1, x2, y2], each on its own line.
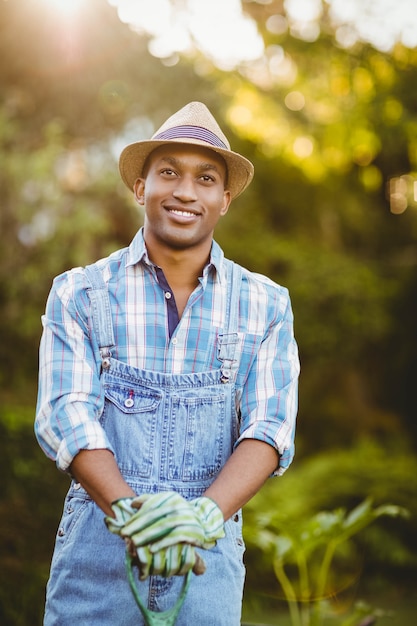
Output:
[119, 138, 254, 200]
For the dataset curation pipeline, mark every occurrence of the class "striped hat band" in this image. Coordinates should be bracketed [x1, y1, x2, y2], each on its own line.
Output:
[153, 125, 228, 150]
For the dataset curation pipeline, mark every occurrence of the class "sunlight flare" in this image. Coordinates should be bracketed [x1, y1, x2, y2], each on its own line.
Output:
[40, 0, 85, 17]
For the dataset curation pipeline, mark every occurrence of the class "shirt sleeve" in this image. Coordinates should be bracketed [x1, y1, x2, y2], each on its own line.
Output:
[235, 283, 300, 476]
[35, 269, 114, 472]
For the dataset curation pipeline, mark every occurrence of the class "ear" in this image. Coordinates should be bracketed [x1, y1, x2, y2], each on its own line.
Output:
[220, 190, 231, 217]
[133, 178, 145, 205]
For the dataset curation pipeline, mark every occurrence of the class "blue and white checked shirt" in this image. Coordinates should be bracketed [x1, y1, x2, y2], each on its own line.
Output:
[35, 229, 299, 476]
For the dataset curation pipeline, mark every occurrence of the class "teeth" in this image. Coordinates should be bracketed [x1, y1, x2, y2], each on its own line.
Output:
[170, 209, 196, 217]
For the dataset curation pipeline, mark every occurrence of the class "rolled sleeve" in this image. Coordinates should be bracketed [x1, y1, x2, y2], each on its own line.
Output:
[236, 287, 300, 476]
[35, 270, 114, 472]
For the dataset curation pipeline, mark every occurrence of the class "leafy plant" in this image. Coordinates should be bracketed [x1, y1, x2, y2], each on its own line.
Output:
[251, 499, 409, 626]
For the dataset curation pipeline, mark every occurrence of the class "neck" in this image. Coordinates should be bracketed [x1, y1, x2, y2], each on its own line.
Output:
[144, 237, 211, 290]
[145, 238, 211, 318]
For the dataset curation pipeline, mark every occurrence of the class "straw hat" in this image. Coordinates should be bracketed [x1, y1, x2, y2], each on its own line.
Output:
[119, 101, 254, 199]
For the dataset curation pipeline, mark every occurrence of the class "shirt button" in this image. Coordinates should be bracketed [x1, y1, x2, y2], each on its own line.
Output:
[172, 338, 178, 345]
[124, 398, 134, 408]
[165, 292, 172, 299]
[74, 482, 81, 490]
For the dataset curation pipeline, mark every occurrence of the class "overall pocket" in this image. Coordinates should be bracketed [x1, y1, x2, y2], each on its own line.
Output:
[167, 388, 227, 481]
[102, 382, 162, 479]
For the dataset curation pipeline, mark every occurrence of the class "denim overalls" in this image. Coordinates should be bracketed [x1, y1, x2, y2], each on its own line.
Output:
[44, 260, 246, 626]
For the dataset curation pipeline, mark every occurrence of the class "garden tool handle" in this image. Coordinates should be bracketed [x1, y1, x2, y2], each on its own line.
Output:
[125, 550, 193, 626]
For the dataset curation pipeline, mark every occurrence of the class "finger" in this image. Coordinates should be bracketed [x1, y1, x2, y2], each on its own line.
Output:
[150, 548, 167, 577]
[122, 511, 199, 547]
[104, 517, 124, 534]
[122, 501, 194, 534]
[135, 546, 153, 581]
[164, 546, 183, 577]
[148, 523, 206, 552]
[172, 544, 195, 577]
[131, 492, 186, 513]
[193, 553, 206, 576]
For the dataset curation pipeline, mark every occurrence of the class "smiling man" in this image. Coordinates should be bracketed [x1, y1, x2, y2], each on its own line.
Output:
[35, 102, 300, 625]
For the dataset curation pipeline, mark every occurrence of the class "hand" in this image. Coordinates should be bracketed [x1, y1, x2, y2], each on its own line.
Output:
[126, 539, 207, 580]
[121, 492, 225, 552]
[105, 495, 207, 580]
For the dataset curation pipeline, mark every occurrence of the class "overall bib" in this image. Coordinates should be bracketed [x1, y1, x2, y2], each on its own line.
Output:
[44, 261, 246, 626]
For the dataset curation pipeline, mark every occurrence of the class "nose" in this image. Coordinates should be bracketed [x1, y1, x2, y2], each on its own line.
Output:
[172, 174, 197, 202]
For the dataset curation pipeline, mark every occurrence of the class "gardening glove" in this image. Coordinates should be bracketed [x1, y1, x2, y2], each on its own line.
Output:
[104, 497, 136, 535]
[126, 539, 206, 580]
[122, 492, 225, 553]
[105, 492, 193, 541]
[106, 491, 195, 542]
[105, 496, 206, 580]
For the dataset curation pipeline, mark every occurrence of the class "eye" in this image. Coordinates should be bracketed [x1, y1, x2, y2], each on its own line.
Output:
[199, 173, 216, 183]
[160, 168, 177, 177]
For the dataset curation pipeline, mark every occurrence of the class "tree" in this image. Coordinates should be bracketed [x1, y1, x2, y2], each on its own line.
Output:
[0, 0, 207, 390]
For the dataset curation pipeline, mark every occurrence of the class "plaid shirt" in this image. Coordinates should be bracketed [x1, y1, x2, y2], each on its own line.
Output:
[35, 229, 299, 476]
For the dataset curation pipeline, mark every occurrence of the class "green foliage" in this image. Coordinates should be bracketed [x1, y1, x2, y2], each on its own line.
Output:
[263, 499, 408, 626]
[0, 407, 69, 626]
[243, 439, 417, 622]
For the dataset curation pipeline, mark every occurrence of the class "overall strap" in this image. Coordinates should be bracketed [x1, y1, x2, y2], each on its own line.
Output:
[84, 263, 115, 367]
[219, 260, 242, 384]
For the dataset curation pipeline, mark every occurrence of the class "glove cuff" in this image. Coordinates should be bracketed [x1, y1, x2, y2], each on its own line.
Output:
[104, 497, 135, 535]
[111, 497, 136, 521]
[191, 497, 225, 543]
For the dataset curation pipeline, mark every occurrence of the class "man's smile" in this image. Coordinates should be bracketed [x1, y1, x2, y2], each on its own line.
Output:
[166, 207, 200, 218]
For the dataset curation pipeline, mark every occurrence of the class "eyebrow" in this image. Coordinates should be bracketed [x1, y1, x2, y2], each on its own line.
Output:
[157, 156, 224, 175]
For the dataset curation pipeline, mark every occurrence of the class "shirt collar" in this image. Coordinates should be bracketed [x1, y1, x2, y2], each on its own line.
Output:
[126, 227, 224, 278]
[125, 228, 150, 267]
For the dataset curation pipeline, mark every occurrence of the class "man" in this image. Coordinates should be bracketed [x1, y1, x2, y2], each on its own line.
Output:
[35, 101, 299, 625]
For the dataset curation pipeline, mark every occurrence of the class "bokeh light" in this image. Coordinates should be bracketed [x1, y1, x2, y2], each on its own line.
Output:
[40, 0, 85, 16]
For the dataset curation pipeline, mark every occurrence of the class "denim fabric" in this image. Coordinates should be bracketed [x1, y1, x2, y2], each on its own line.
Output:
[44, 481, 245, 625]
[44, 262, 245, 625]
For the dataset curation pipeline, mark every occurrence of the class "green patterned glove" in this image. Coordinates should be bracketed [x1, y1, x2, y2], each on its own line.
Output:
[104, 497, 136, 535]
[105, 495, 207, 580]
[189, 496, 226, 549]
[127, 540, 206, 580]
[121, 493, 225, 553]
[105, 493, 186, 537]
[119, 492, 195, 546]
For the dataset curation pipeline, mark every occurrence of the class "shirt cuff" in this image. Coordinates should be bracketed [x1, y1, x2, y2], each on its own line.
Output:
[56, 422, 115, 472]
[235, 426, 295, 477]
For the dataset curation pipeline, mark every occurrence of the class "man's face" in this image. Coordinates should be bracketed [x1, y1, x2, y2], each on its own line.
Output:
[134, 144, 231, 254]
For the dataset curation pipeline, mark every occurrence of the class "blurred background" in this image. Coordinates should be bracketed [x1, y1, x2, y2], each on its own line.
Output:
[1, 0, 416, 624]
